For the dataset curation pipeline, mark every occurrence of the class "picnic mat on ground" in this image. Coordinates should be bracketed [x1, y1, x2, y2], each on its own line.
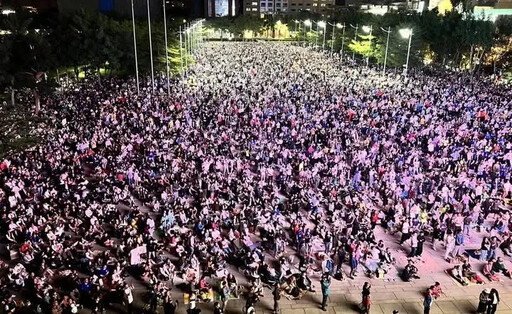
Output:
[183, 291, 239, 304]
[444, 270, 485, 287]
[183, 290, 215, 304]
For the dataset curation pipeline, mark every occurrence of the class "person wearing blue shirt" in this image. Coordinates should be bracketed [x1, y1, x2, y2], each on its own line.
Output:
[453, 230, 465, 257]
[424, 289, 433, 314]
[320, 273, 331, 311]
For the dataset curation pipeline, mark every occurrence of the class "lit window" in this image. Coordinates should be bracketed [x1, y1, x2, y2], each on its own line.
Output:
[252, 7, 258, 10]
[313, 3, 317, 6]
[320, 3, 325, 6]
[252, 1, 257, 4]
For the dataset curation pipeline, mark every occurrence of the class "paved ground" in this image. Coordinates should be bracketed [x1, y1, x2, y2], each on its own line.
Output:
[138, 220, 512, 314]
[77, 189, 512, 314]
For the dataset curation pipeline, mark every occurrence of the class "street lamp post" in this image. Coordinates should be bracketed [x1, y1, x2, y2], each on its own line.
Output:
[130, 0, 140, 95]
[380, 26, 391, 74]
[315, 22, 319, 49]
[188, 23, 193, 54]
[362, 25, 372, 68]
[304, 20, 312, 47]
[328, 22, 344, 57]
[399, 28, 413, 76]
[179, 26, 184, 82]
[184, 27, 189, 76]
[340, 23, 345, 62]
[163, 0, 170, 96]
[318, 21, 326, 51]
[147, 0, 155, 93]
[350, 24, 358, 61]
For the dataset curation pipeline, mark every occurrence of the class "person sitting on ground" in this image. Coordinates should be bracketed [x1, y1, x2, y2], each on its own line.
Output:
[483, 260, 500, 282]
[297, 272, 315, 292]
[461, 260, 484, 284]
[449, 265, 469, 286]
[492, 257, 512, 278]
[500, 235, 512, 257]
[281, 276, 301, 300]
[402, 260, 420, 282]
[197, 276, 212, 302]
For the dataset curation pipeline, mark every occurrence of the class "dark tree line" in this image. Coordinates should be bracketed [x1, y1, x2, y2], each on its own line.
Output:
[0, 10, 186, 110]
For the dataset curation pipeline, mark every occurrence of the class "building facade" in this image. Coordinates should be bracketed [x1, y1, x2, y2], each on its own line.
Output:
[286, 0, 334, 15]
[244, 0, 260, 15]
[204, 0, 240, 16]
[259, 0, 289, 14]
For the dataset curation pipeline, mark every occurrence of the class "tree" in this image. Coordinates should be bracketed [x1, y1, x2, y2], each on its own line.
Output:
[0, 13, 56, 112]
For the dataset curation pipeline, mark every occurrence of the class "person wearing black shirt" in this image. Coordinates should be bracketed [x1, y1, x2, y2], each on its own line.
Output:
[361, 282, 371, 314]
[416, 232, 426, 257]
[273, 284, 281, 314]
[487, 288, 500, 314]
[163, 292, 178, 314]
[213, 302, 223, 314]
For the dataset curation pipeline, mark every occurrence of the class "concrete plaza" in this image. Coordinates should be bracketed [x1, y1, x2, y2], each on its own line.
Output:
[157, 224, 512, 314]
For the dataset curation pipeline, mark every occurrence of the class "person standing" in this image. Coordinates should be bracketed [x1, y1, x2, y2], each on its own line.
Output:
[361, 282, 371, 314]
[213, 302, 223, 314]
[320, 273, 331, 311]
[163, 291, 178, 314]
[477, 289, 490, 314]
[444, 231, 455, 261]
[400, 219, 410, 245]
[487, 288, 500, 314]
[123, 284, 134, 314]
[408, 232, 418, 258]
[219, 280, 230, 312]
[273, 283, 281, 314]
[416, 231, 426, 257]
[480, 237, 491, 261]
[453, 230, 465, 258]
[424, 288, 433, 314]
[149, 288, 158, 313]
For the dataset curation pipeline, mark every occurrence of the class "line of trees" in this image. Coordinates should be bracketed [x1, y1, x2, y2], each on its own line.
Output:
[3, 7, 512, 111]
[207, 9, 512, 72]
[0, 9, 187, 110]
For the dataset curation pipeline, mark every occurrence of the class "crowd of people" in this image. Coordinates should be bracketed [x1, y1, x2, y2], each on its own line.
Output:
[1, 41, 512, 314]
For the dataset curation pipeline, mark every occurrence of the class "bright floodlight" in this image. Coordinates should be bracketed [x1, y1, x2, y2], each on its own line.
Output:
[2, 9, 15, 15]
[362, 25, 371, 33]
[276, 20, 282, 25]
[399, 28, 412, 38]
[336, 23, 343, 28]
[294, 20, 299, 23]
[318, 21, 326, 28]
[304, 19, 312, 26]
